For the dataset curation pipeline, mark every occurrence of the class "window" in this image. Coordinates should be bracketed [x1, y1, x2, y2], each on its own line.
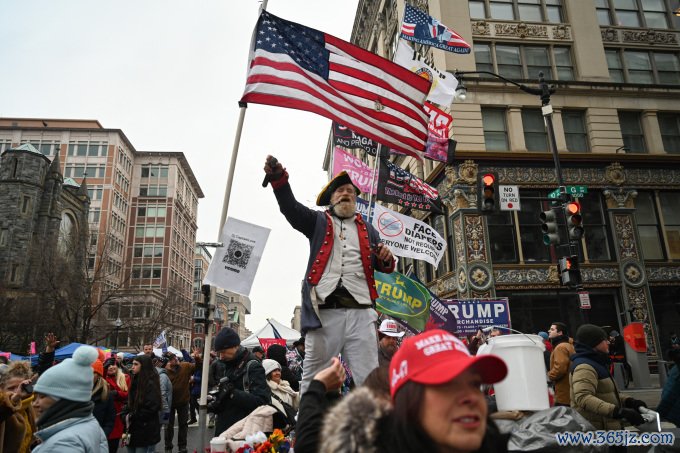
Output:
[618, 111, 646, 153]
[20, 196, 32, 216]
[139, 186, 168, 197]
[469, 0, 562, 22]
[522, 109, 548, 151]
[598, 0, 670, 29]
[487, 211, 518, 263]
[606, 50, 624, 82]
[0, 229, 8, 247]
[606, 49, 680, 84]
[635, 191, 665, 260]
[482, 108, 508, 151]
[141, 165, 169, 178]
[474, 43, 493, 73]
[562, 110, 589, 152]
[9, 264, 23, 284]
[658, 113, 680, 154]
[580, 191, 614, 261]
[476, 43, 573, 81]
[659, 192, 680, 260]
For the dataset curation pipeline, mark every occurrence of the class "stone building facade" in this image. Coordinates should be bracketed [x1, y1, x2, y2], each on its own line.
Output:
[342, 0, 680, 360]
[0, 144, 89, 350]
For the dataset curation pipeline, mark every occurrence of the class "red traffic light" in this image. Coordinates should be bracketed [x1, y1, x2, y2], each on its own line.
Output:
[565, 201, 581, 215]
[482, 173, 496, 186]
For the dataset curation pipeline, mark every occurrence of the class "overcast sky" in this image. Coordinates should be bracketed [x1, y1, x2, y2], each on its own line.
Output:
[0, 0, 360, 334]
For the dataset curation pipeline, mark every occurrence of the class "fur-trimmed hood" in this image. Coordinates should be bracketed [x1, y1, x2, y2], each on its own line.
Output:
[320, 387, 391, 453]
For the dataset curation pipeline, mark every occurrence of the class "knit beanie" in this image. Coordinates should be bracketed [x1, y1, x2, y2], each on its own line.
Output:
[92, 359, 104, 377]
[34, 345, 98, 402]
[262, 359, 281, 377]
[575, 324, 608, 349]
[214, 327, 240, 352]
[538, 331, 549, 340]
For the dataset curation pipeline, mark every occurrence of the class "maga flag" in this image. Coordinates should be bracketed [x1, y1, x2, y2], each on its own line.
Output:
[241, 10, 431, 159]
[332, 122, 378, 156]
[377, 158, 443, 214]
[374, 271, 431, 332]
[400, 4, 471, 54]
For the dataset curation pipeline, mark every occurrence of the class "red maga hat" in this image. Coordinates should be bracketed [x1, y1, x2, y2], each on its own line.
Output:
[389, 329, 508, 398]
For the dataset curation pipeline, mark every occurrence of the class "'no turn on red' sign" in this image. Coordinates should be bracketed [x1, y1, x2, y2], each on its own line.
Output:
[499, 185, 520, 211]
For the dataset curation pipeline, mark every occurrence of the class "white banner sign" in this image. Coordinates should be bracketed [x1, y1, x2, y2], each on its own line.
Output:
[203, 217, 270, 296]
[394, 40, 458, 106]
[371, 202, 446, 266]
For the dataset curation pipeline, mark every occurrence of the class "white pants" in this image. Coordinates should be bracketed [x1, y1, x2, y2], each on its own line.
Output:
[300, 307, 379, 395]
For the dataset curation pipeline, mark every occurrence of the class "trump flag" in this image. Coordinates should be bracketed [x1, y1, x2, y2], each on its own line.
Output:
[241, 10, 431, 159]
[400, 4, 471, 54]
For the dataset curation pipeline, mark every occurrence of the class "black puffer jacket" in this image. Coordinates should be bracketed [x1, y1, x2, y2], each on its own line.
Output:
[266, 344, 300, 392]
[127, 375, 161, 447]
[209, 347, 271, 436]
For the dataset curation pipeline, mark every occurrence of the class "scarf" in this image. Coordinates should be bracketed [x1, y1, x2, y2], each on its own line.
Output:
[569, 343, 611, 379]
[37, 399, 94, 430]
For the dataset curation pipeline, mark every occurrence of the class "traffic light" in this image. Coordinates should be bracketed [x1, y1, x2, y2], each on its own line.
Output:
[565, 201, 584, 240]
[558, 255, 581, 288]
[539, 208, 560, 246]
[477, 171, 499, 214]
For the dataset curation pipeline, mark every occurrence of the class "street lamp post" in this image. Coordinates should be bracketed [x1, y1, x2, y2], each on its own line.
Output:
[114, 317, 122, 351]
[454, 70, 585, 305]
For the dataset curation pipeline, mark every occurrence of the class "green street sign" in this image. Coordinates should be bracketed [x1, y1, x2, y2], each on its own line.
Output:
[548, 186, 588, 199]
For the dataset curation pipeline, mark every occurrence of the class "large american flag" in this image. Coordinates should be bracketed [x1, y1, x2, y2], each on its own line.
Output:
[241, 10, 431, 159]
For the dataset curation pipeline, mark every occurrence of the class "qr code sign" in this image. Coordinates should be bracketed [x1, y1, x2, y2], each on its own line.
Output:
[222, 239, 253, 270]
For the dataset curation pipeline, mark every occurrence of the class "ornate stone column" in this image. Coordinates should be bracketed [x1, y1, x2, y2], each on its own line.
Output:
[442, 161, 497, 299]
[603, 163, 661, 358]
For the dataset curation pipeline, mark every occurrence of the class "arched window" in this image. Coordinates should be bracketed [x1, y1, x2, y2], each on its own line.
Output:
[58, 212, 76, 253]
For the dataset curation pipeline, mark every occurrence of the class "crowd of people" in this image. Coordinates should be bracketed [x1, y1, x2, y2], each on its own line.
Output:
[1, 158, 679, 452]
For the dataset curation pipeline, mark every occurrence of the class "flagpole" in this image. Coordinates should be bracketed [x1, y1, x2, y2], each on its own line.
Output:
[365, 144, 384, 223]
[198, 1, 268, 447]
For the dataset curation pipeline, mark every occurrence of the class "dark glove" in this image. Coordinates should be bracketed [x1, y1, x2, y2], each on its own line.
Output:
[264, 156, 285, 181]
[624, 398, 647, 410]
[614, 407, 645, 426]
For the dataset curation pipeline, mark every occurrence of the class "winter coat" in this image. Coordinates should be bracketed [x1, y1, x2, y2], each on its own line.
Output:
[105, 373, 130, 440]
[156, 367, 173, 422]
[91, 390, 115, 438]
[319, 387, 508, 453]
[191, 369, 202, 397]
[209, 347, 271, 436]
[127, 374, 162, 448]
[267, 344, 300, 392]
[267, 379, 300, 412]
[33, 414, 108, 453]
[569, 344, 631, 430]
[272, 177, 395, 334]
[658, 364, 680, 426]
[549, 336, 575, 405]
[294, 379, 341, 453]
[0, 391, 26, 453]
[14, 395, 36, 453]
[166, 359, 198, 407]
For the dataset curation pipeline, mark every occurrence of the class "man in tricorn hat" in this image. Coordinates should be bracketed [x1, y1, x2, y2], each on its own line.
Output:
[264, 155, 395, 394]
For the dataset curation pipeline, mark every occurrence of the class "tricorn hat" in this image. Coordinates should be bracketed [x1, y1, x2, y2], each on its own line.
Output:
[316, 171, 360, 206]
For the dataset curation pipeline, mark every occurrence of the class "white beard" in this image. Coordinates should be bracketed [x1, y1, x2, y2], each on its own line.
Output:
[332, 200, 356, 219]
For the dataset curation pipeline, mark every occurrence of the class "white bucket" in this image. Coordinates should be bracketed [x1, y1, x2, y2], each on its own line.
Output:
[210, 437, 227, 453]
[478, 334, 549, 411]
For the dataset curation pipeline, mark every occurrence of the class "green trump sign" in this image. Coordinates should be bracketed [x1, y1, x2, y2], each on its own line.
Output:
[374, 271, 431, 332]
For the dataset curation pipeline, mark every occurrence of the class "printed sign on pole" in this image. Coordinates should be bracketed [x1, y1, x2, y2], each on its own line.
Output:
[578, 291, 591, 309]
[204, 217, 270, 297]
[499, 185, 520, 211]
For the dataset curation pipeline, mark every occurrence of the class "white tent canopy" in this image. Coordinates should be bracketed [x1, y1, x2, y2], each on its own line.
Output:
[241, 318, 301, 348]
